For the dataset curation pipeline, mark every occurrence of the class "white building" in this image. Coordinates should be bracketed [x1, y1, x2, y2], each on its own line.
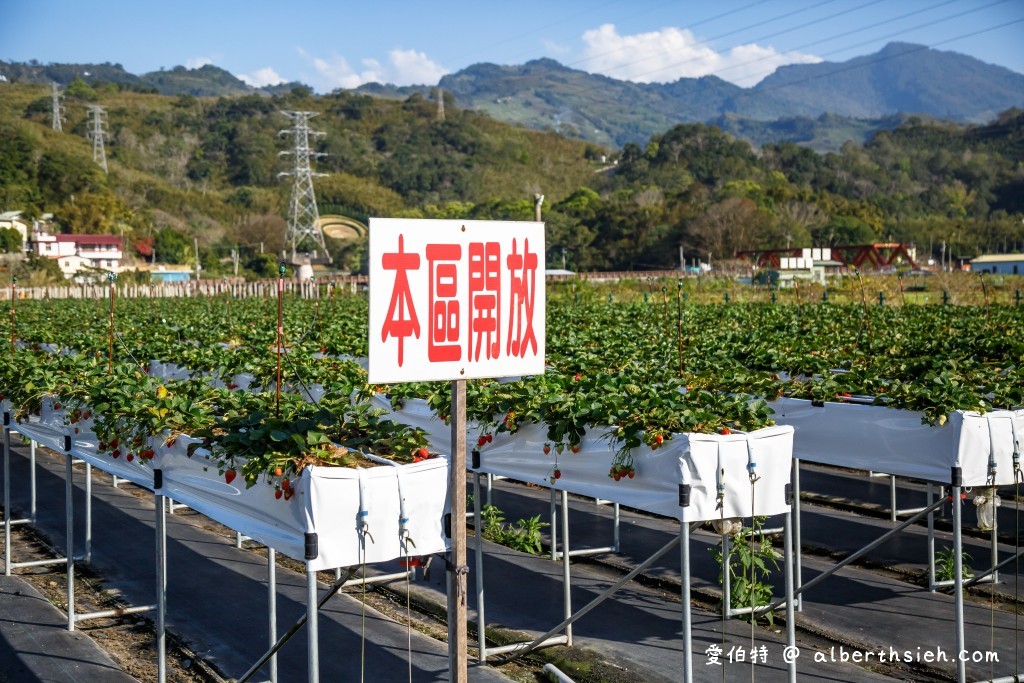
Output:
[29, 228, 124, 277]
[969, 254, 1024, 275]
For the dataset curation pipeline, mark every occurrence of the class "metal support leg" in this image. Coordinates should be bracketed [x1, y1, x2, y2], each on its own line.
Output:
[84, 463, 92, 564]
[681, 520, 692, 683]
[29, 440, 36, 524]
[991, 501, 999, 584]
[156, 492, 167, 683]
[722, 532, 731, 619]
[269, 548, 278, 683]
[560, 489, 572, 646]
[784, 507, 796, 683]
[793, 458, 803, 611]
[549, 487, 558, 562]
[952, 475, 966, 683]
[613, 502, 620, 552]
[486, 473, 493, 507]
[307, 568, 319, 683]
[927, 483, 936, 591]
[4, 425, 11, 577]
[890, 475, 898, 522]
[474, 472, 486, 663]
[66, 454, 75, 630]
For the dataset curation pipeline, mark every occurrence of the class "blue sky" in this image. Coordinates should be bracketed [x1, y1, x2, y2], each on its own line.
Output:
[2, 1, 1022, 91]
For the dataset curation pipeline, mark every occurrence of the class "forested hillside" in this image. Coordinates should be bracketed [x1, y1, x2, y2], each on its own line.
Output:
[1, 80, 1022, 276]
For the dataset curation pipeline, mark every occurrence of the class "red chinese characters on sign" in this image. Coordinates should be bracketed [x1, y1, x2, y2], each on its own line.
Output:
[380, 234, 420, 367]
[426, 244, 462, 362]
[506, 237, 539, 358]
[376, 230, 541, 374]
[468, 241, 501, 361]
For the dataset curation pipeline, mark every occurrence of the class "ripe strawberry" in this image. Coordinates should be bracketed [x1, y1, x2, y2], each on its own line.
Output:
[54, 403, 62, 410]
[486, 434, 493, 443]
[720, 427, 731, 435]
[112, 449, 121, 459]
[477, 436, 487, 447]
[275, 489, 283, 500]
[126, 453, 134, 462]
[655, 434, 664, 444]
[628, 469, 635, 479]
[554, 469, 562, 479]
[543, 444, 551, 455]
[225, 469, 237, 485]
[281, 478, 291, 492]
[571, 445, 581, 454]
[418, 447, 429, 459]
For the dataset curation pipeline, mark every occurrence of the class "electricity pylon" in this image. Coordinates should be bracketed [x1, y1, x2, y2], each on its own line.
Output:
[86, 105, 108, 173]
[278, 110, 329, 263]
[51, 83, 64, 131]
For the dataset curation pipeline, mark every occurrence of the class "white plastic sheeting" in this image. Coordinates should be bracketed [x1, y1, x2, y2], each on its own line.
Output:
[371, 395, 794, 522]
[2, 396, 451, 571]
[770, 398, 1024, 486]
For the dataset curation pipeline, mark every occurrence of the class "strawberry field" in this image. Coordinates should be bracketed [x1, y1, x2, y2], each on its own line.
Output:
[3, 281, 1023, 486]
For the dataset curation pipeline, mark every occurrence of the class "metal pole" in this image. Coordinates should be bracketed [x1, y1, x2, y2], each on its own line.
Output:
[269, 548, 278, 683]
[792, 458, 803, 611]
[4, 423, 11, 577]
[560, 489, 573, 646]
[890, 476, 897, 522]
[784, 507, 796, 683]
[991, 499, 999, 584]
[66, 453, 75, 630]
[952, 474, 966, 683]
[84, 463, 92, 563]
[927, 483, 936, 591]
[681, 520, 692, 683]
[550, 487, 558, 562]
[307, 568, 319, 683]
[722, 532, 731, 619]
[964, 546, 1024, 588]
[474, 472, 486, 662]
[156, 492, 167, 683]
[29, 440, 36, 524]
[612, 502, 620, 552]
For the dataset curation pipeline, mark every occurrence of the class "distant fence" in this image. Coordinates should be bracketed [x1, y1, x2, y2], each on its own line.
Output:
[0, 270, 708, 301]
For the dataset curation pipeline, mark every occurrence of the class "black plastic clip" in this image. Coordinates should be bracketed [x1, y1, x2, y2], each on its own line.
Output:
[304, 532, 319, 560]
[444, 513, 452, 539]
[471, 449, 481, 470]
[950, 466, 962, 488]
[63, 435, 72, 452]
[679, 484, 691, 508]
[153, 468, 163, 490]
[2, 412, 9, 426]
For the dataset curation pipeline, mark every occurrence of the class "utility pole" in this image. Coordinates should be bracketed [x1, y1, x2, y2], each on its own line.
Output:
[436, 86, 445, 122]
[86, 105, 108, 173]
[278, 111, 329, 264]
[194, 237, 200, 281]
[51, 83, 64, 132]
[533, 193, 544, 222]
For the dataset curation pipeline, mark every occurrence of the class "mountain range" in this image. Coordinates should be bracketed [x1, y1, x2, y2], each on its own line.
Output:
[3, 42, 1023, 151]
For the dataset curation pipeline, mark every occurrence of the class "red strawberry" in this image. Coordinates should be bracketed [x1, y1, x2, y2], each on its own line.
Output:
[486, 434, 493, 443]
[281, 478, 291, 492]
[655, 434, 664, 444]
[628, 470, 635, 479]
[571, 445, 581, 454]
[720, 427, 731, 435]
[554, 469, 561, 479]
[275, 489, 283, 500]
[543, 444, 551, 455]
[418, 447, 429, 459]
[477, 436, 487, 447]
[225, 469, 237, 485]
[126, 453, 134, 462]
[112, 449, 121, 459]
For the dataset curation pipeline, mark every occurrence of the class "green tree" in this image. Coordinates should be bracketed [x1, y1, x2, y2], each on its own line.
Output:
[0, 228, 23, 253]
[154, 228, 191, 264]
[65, 77, 97, 101]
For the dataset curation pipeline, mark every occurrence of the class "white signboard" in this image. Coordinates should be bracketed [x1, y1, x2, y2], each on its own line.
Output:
[368, 218, 545, 383]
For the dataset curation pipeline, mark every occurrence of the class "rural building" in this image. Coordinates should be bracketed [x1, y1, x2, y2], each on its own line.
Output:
[29, 228, 124, 275]
[969, 254, 1024, 275]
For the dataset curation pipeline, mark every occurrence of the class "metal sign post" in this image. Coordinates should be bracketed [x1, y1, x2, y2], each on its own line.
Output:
[368, 218, 545, 683]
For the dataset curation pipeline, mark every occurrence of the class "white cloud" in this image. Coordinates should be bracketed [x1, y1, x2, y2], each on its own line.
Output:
[298, 46, 447, 90]
[185, 56, 214, 70]
[580, 24, 821, 87]
[237, 67, 286, 88]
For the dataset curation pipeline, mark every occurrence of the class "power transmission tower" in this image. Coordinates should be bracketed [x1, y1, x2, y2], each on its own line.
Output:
[277, 110, 329, 263]
[51, 83, 64, 132]
[86, 105, 108, 173]
[436, 86, 445, 122]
